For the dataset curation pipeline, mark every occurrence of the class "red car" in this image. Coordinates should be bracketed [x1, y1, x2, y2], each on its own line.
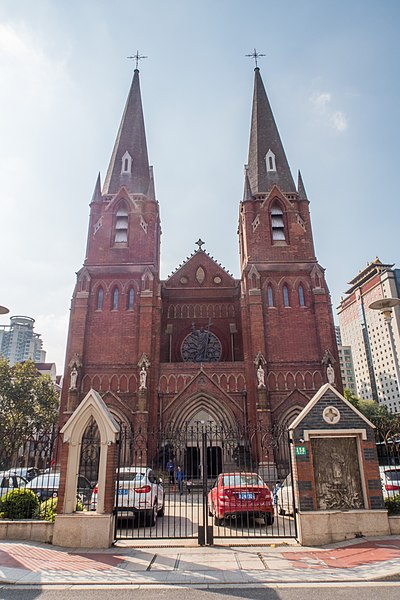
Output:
[208, 472, 274, 526]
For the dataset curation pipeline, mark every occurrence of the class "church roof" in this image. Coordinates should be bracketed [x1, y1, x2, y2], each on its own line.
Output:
[164, 248, 237, 288]
[102, 69, 152, 196]
[246, 68, 296, 196]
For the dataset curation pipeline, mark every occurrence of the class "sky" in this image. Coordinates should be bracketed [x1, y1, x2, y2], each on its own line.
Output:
[0, 0, 399, 373]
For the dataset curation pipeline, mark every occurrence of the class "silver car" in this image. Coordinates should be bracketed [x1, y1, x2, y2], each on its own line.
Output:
[276, 474, 294, 516]
[0, 472, 28, 498]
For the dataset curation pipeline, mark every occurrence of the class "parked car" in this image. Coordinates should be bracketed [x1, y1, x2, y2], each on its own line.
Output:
[208, 472, 274, 525]
[4, 467, 42, 482]
[380, 466, 400, 498]
[276, 474, 294, 516]
[91, 467, 164, 526]
[0, 471, 28, 498]
[26, 472, 93, 504]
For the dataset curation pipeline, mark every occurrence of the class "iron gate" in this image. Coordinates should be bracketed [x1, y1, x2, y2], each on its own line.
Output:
[114, 422, 297, 543]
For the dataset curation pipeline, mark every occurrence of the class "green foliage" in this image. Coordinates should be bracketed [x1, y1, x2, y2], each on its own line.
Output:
[0, 358, 59, 468]
[38, 496, 85, 522]
[0, 488, 40, 520]
[385, 494, 400, 515]
[344, 388, 400, 441]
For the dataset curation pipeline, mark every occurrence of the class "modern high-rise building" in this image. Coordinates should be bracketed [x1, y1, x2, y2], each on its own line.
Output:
[0, 315, 46, 366]
[335, 326, 357, 395]
[337, 259, 400, 412]
[59, 64, 340, 453]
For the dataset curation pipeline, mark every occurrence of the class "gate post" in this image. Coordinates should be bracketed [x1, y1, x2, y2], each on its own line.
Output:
[54, 389, 119, 548]
[289, 383, 389, 546]
[256, 388, 278, 486]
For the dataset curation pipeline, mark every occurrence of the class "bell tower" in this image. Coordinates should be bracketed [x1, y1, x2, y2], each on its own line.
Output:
[239, 66, 340, 426]
[59, 66, 161, 430]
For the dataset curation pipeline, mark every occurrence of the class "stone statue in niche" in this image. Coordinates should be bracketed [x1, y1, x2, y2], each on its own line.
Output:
[139, 365, 147, 391]
[327, 363, 335, 385]
[69, 366, 78, 390]
[311, 437, 364, 510]
[257, 364, 266, 388]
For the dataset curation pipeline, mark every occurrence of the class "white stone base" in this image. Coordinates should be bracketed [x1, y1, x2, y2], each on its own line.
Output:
[0, 520, 53, 543]
[53, 513, 115, 548]
[297, 509, 390, 546]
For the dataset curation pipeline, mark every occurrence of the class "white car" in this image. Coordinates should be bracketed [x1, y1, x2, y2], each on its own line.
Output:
[380, 466, 400, 498]
[276, 474, 294, 516]
[92, 467, 164, 526]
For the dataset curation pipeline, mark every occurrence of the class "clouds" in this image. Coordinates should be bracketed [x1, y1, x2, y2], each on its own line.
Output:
[310, 91, 348, 132]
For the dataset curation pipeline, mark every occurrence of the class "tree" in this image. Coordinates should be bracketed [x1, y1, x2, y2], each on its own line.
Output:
[344, 387, 400, 447]
[0, 358, 60, 469]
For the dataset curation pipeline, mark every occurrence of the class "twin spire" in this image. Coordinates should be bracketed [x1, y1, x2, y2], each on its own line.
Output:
[246, 67, 297, 197]
[102, 69, 152, 197]
[99, 62, 305, 204]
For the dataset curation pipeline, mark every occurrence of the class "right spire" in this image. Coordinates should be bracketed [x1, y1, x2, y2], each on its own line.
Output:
[246, 67, 296, 196]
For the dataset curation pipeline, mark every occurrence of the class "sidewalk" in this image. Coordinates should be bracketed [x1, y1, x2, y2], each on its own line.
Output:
[1, 536, 400, 586]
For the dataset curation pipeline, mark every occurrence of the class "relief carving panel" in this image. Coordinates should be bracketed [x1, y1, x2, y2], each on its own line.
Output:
[311, 437, 364, 510]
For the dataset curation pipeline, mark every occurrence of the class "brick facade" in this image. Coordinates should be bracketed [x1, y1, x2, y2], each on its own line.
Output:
[59, 67, 341, 463]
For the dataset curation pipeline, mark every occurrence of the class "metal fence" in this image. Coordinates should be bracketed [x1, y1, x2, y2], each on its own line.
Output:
[376, 437, 400, 505]
[113, 422, 297, 543]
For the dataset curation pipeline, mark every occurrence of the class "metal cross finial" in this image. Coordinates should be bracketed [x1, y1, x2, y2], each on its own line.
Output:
[127, 50, 148, 70]
[195, 238, 205, 251]
[245, 48, 265, 68]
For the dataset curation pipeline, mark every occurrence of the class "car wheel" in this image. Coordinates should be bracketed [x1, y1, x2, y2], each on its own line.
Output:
[264, 513, 274, 526]
[157, 501, 165, 517]
[278, 503, 286, 516]
[208, 502, 213, 517]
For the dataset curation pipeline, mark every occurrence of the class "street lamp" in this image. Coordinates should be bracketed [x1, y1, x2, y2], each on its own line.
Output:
[369, 297, 400, 398]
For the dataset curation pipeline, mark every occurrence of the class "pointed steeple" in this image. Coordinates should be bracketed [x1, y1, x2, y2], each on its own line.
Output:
[102, 69, 151, 196]
[297, 170, 308, 201]
[91, 172, 102, 203]
[247, 68, 296, 196]
[243, 167, 253, 201]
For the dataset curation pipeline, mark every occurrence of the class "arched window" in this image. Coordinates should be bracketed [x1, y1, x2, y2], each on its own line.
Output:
[112, 287, 119, 310]
[127, 287, 135, 310]
[267, 285, 274, 307]
[298, 285, 305, 307]
[271, 202, 286, 241]
[114, 206, 128, 243]
[283, 285, 290, 307]
[96, 287, 103, 310]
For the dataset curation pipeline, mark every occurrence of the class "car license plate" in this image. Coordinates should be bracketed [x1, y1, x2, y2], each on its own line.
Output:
[238, 492, 254, 500]
[118, 489, 128, 496]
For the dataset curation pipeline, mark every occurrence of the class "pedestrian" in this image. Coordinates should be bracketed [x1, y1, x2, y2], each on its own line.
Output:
[186, 478, 193, 494]
[273, 481, 281, 506]
[166, 458, 175, 485]
[176, 465, 184, 495]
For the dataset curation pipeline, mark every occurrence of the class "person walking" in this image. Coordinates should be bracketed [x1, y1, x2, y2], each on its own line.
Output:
[166, 459, 175, 485]
[176, 465, 185, 496]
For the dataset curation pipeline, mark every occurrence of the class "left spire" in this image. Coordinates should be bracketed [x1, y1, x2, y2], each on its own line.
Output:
[102, 61, 151, 196]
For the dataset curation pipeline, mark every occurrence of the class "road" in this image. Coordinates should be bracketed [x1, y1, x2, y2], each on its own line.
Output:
[0, 583, 399, 600]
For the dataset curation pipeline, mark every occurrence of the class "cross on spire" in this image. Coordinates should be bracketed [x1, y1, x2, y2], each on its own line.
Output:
[127, 50, 148, 70]
[195, 238, 205, 251]
[245, 48, 265, 68]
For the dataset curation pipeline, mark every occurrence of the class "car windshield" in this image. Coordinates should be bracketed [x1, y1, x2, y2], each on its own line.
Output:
[222, 474, 263, 487]
[385, 470, 400, 481]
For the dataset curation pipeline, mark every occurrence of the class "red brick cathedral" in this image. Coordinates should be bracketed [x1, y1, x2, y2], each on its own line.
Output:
[59, 66, 340, 441]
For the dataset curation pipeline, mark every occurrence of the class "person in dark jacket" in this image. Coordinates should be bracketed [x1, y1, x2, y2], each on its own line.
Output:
[176, 465, 184, 495]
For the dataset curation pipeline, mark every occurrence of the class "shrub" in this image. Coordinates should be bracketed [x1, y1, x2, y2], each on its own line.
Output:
[0, 489, 40, 519]
[385, 494, 400, 515]
[38, 496, 85, 522]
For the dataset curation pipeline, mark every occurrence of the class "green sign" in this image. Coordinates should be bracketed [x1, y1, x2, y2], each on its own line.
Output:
[295, 445, 307, 456]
